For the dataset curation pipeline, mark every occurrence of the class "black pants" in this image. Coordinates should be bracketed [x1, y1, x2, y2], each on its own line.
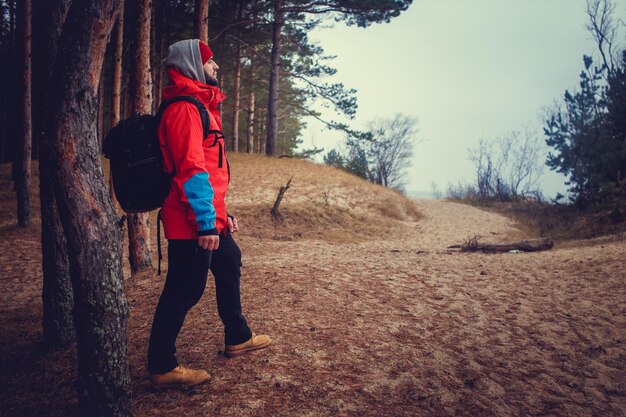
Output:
[147, 231, 252, 374]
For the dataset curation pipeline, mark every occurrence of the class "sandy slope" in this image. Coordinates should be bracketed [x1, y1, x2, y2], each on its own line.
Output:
[0, 160, 625, 417]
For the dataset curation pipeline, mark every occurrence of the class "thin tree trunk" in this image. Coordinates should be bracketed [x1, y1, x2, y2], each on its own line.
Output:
[16, 0, 32, 226]
[33, 0, 74, 350]
[48, 0, 131, 415]
[112, 2, 123, 127]
[110, 1, 123, 203]
[257, 107, 265, 154]
[232, 30, 241, 152]
[266, 0, 282, 156]
[194, 0, 209, 44]
[246, 59, 255, 154]
[8, 0, 16, 172]
[131, 0, 152, 115]
[153, 0, 165, 108]
[128, 0, 154, 274]
[150, 0, 157, 113]
[0, 0, 7, 163]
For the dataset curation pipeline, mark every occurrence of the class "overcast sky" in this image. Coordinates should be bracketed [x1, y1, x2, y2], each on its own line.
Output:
[302, 0, 626, 198]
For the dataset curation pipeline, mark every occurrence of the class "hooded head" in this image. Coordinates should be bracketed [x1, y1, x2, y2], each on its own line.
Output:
[163, 39, 215, 85]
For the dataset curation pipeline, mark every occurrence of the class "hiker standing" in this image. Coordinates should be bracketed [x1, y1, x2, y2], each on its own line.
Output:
[147, 39, 271, 389]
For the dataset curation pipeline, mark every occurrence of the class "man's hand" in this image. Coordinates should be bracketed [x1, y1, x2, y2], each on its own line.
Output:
[228, 216, 239, 233]
[198, 235, 219, 251]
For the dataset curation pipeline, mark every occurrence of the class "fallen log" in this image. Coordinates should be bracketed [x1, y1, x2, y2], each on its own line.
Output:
[449, 238, 554, 253]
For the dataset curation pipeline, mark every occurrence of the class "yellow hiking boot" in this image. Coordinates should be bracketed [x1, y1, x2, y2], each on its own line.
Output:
[149, 365, 209, 389]
[224, 333, 272, 358]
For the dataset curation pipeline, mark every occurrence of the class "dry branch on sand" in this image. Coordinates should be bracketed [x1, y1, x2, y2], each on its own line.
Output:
[270, 175, 293, 220]
[449, 237, 554, 253]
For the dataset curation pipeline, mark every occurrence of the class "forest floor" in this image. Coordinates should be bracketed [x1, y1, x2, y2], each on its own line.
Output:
[0, 154, 625, 417]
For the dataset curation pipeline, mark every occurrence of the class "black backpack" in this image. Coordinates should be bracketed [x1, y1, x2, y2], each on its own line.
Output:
[103, 96, 210, 213]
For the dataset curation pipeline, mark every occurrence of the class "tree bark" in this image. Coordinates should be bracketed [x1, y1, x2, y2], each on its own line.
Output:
[40, 143, 74, 349]
[48, 0, 131, 415]
[265, 0, 282, 156]
[128, 0, 154, 274]
[16, 0, 32, 226]
[32, 0, 74, 351]
[246, 59, 255, 154]
[194, 0, 209, 44]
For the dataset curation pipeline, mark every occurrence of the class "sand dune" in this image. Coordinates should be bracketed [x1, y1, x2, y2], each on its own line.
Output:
[0, 158, 624, 416]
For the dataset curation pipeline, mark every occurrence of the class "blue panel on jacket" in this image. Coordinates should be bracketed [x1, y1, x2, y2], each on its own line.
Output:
[183, 172, 216, 231]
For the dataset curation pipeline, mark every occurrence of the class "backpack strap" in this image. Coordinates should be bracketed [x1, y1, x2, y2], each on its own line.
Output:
[157, 96, 211, 139]
[157, 209, 163, 276]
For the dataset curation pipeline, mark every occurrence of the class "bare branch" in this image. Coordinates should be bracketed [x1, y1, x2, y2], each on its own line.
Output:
[586, 0, 618, 75]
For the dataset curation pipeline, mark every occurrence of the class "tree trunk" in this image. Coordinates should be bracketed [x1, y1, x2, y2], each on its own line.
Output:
[194, 0, 209, 44]
[257, 107, 265, 154]
[128, 0, 154, 274]
[16, 0, 32, 226]
[1, 6, 5, 164]
[40, 144, 74, 349]
[265, 0, 282, 156]
[7, 0, 16, 167]
[32, 0, 74, 351]
[231, 28, 241, 152]
[154, 0, 165, 108]
[246, 59, 255, 154]
[112, 2, 123, 127]
[110, 0, 123, 204]
[150, 0, 157, 113]
[8, 0, 18, 171]
[48, 1, 131, 415]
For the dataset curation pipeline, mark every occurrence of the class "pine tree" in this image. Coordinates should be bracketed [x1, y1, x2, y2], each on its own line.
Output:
[48, 0, 131, 414]
[127, 0, 154, 274]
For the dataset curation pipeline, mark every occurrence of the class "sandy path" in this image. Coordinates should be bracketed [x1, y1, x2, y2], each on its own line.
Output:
[409, 199, 521, 247]
[127, 200, 626, 416]
[1, 199, 624, 417]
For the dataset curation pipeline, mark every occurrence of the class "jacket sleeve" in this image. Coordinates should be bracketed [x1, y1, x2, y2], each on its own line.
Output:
[161, 102, 218, 236]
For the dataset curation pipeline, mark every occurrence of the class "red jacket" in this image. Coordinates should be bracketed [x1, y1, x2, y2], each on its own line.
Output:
[158, 68, 229, 239]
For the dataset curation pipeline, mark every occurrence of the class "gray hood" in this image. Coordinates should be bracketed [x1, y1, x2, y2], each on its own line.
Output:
[163, 39, 206, 84]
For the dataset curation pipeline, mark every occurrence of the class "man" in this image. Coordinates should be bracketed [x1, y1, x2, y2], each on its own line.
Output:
[147, 39, 271, 389]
